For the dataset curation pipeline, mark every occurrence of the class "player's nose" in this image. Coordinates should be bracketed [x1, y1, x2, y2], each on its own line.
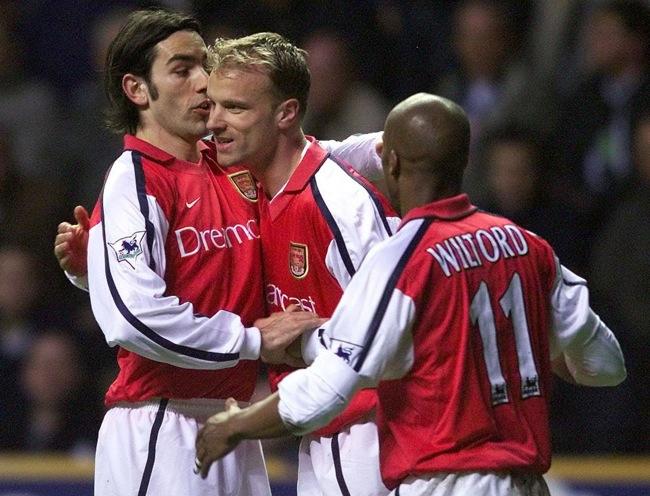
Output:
[207, 105, 226, 133]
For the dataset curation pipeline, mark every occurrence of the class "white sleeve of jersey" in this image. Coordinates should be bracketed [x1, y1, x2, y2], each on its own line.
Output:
[280, 224, 420, 434]
[549, 258, 626, 386]
[312, 162, 399, 290]
[87, 156, 261, 370]
[299, 162, 400, 363]
[318, 132, 384, 180]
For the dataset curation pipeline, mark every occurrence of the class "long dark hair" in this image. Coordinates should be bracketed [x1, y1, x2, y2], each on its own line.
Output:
[103, 9, 201, 134]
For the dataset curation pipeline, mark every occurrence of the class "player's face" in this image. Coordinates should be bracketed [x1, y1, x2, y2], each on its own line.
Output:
[145, 30, 210, 144]
[206, 67, 281, 168]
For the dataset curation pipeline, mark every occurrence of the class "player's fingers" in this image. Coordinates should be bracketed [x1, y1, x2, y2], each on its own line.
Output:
[200, 456, 213, 479]
[54, 242, 69, 261]
[54, 231, 73, 245]
[74, 205, 91, 230]
[57, 255, 70, 270]
[225, 397, 239, 412]
[284, 304, 302, 312]
[57, 221, 74, 234]
[292, 314, 327, 329]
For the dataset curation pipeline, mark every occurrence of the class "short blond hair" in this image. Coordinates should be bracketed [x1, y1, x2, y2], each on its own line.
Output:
[208, 32, 310, 116]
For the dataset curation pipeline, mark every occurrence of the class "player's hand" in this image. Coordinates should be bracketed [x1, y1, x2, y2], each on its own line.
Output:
[256, 311, 325, 367]
[195, 398, 241, 478]
[285, 336, 306, 366]
[54, 205, 90, 277]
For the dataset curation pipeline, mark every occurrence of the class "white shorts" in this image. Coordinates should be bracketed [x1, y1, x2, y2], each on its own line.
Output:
[297, 413, 389, 496]
[94, 398, 271, 496]
[392, 472, 550, 496]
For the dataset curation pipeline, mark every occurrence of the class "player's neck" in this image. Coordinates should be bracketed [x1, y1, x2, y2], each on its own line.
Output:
[136, 125, 203, 163]
[257, 131, 307, 198]
[400, 175, 459, 215]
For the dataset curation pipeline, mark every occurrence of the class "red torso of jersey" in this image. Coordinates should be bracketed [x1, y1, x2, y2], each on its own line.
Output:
[91, 136, 264, 404]
[377, 195, 556, 486]
[262, 140, 395, 435]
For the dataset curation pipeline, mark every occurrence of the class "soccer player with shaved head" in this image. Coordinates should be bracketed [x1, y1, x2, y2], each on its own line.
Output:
[196, 93, 626, 496]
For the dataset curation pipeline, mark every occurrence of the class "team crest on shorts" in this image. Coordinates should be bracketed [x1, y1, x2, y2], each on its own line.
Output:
[289, 242, 308, 279]
[108, 231, 146, 269]
[227, 171, 258, 202]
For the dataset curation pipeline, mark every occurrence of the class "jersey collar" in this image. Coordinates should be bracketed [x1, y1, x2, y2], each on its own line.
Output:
[400, 194, 478, 229]
[123, 134, 212, 169]
[282, 136, 329, 193]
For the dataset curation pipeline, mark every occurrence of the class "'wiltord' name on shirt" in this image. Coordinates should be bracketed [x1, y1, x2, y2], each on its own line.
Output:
[427, 224, 529, 277]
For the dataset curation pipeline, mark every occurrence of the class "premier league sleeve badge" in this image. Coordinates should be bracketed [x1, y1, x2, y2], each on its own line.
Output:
[108, 231, 146, 269]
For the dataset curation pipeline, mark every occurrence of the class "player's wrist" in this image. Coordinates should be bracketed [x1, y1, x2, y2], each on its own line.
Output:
[226, 411, 246, 444]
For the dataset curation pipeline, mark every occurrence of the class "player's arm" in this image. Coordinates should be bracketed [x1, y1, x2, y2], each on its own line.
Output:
[195, 240, 416, 475]
[301, 167, 401, 363]
[195, 395, 286, 478]
[89, 160, 318, 370]
[281, 229, 418, 430]
[549, 258, 627, 386]
[318, 132, 384, 180]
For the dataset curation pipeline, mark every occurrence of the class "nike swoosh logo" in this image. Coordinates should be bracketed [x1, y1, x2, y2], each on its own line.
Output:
[186, 198, 200, 208]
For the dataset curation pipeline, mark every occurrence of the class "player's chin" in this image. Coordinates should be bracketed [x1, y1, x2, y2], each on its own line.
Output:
[216, 153, 246, 169]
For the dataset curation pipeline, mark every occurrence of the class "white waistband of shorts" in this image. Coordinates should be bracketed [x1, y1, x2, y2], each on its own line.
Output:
[109, 398, 251, 418]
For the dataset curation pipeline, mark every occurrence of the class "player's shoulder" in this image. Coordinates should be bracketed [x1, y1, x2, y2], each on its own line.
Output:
[364, 218, 426, 265]
[476, 210, 558, 269]
[314, 156, 391, 212]
[107, 149, 169, 177]
[103, 150, 171, 198]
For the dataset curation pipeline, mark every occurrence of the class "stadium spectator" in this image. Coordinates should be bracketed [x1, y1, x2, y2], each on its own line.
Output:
[0, 245, 46, 449]
[556, 0, 650, 233]
[480, 125, 588, 273]
[0, 12, 59, 179]
[52, 6, 129, 210]
[435, 0, 556, 204]
[589, 110, 650, 452]
[302, 29, 390, 141]
[0, 130, 66, 259]
[0, 330, 101, 455]
[0, 246, 43, 368]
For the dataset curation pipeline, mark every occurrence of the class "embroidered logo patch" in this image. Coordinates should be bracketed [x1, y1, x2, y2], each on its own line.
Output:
[326, 336, 364, 366]
[289, 242, 308, 279]
[227, 171, 258, 202]
[108, 231, 146, 269]
[186, 197, 200, 209]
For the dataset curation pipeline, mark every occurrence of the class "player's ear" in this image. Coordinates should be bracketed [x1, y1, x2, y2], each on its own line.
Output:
[375, 139, 383, 157]
[122, 74, 149, 106]
[276, 98, 300, 130]
[388, 149, 400, 180]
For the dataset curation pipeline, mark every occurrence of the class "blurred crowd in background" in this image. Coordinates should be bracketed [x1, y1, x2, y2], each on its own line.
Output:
[0, 0, 648, 462]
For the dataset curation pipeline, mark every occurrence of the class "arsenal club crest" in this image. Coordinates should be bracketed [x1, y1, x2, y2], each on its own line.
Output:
[289, 242, 308, 279]
[227, 171, 258, 202]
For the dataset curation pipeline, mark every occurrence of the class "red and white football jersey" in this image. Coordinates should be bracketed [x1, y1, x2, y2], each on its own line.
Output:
[88, 135, 264, 405]
[278, 194, 625, 488]
[262, 138, 399, 435]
